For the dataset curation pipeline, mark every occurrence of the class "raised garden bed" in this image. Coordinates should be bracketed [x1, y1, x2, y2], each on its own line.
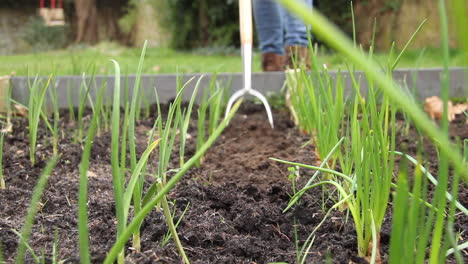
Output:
[0, 101, 466, 263]
[2, 0, 468, 262]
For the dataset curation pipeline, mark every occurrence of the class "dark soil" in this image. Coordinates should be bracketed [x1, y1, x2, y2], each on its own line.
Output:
[0, 103, 467, 264]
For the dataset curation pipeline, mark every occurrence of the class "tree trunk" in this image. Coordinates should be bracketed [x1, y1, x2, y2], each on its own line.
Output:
[133, 0, 171, 47]
[199, 0, 209, 46]
[353, 0, 399, 50]
[74, 0, 99, 44]
[353, 0, 458, 50]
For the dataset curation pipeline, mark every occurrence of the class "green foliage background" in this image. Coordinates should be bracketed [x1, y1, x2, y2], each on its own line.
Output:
[316, 0, 352, 41]
[21, 16, 69, 51]
[161, 0, 240, 50]
[0, 0, 354, 51]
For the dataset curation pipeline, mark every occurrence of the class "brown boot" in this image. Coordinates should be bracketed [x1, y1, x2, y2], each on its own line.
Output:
[285, 45, 311, 70]
[261, 52, 285, 72]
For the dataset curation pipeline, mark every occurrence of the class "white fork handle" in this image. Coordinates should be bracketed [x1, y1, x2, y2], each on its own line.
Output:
[240, 0, 253, 92]
[239, 0, 253, 45]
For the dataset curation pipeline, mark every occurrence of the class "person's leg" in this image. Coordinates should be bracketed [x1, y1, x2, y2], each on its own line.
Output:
[282, 0, 313, 68]
[253, 0, 284, 54]
[283, 0, 312, 47]
[253, 0, 285, 71]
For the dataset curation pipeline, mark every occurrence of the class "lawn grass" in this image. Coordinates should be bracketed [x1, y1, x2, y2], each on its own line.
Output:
[0, 42, 466, 76]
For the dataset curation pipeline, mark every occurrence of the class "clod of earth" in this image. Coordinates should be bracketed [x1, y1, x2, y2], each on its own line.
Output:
[424, 96, 468, 121]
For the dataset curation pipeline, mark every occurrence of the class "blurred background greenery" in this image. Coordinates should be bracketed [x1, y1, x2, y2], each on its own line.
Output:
[0, 0, 466, 74]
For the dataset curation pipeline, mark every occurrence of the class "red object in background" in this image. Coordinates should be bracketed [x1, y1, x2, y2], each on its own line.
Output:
[40, 0, 63, 9]
[38, 0, 66, 26]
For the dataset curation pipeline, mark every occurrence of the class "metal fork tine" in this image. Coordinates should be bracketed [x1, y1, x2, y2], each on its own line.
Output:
[248, 89, 274, 128]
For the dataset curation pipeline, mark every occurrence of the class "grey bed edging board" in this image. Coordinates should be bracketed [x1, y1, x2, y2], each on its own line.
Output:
[10, 67, 467, 108]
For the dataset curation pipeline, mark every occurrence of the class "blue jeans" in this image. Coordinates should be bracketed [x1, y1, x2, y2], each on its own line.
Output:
[253, 0, 312, 54]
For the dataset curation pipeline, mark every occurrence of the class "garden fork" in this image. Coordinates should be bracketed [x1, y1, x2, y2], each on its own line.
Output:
[225, 0, 274, 128]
